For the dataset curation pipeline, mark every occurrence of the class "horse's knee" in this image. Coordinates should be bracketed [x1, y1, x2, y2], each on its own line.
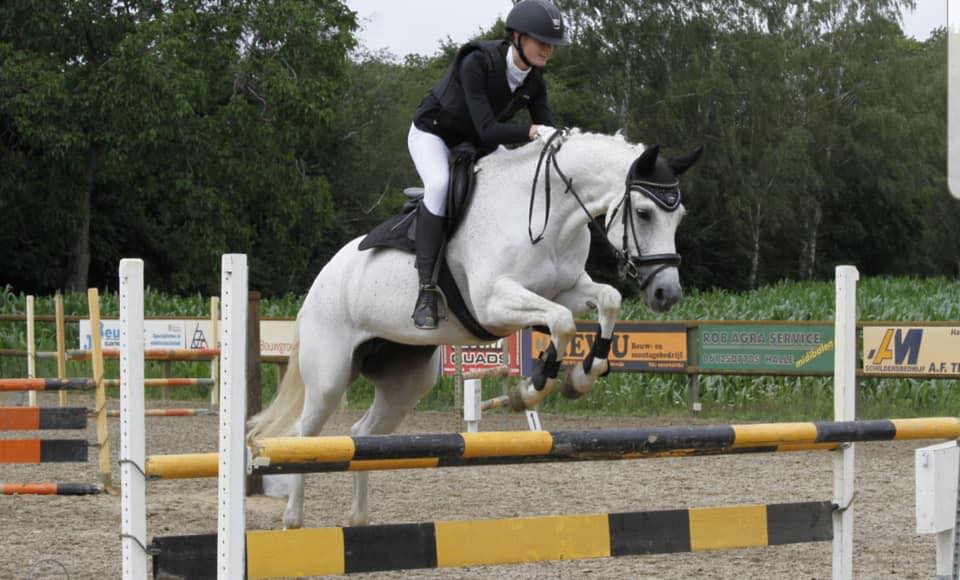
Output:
[551, 309, 577, 344]
[598, 286, 622, 314]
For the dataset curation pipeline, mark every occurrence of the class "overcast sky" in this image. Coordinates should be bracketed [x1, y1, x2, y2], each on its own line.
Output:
[346, 0, 947, 59]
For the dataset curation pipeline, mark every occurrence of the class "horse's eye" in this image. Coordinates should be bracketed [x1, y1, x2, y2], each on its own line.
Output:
[637, 209, 652, 221]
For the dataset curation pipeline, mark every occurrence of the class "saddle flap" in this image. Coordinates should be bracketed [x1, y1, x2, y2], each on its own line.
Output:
[446, 143, 480, 237]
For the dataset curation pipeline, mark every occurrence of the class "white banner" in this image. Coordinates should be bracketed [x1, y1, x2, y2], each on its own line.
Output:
[79, 319, 296, 358]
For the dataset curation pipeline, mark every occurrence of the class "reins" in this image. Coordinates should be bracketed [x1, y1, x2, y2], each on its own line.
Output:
[527, 129, 606, 244]
[526, 131, 682, 290]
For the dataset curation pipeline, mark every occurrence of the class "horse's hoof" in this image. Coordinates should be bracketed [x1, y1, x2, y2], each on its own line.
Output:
[283, 507, 303, 530]
[508, 385, 529, 412]
[561, 372, 585, 399]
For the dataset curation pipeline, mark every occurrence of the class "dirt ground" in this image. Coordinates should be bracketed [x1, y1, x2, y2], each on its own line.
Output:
[0, 391, 948, 579]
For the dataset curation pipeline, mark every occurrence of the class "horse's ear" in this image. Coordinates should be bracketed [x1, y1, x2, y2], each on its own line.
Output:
[668, 145, 704, 176]
[634, 144, 660, 176]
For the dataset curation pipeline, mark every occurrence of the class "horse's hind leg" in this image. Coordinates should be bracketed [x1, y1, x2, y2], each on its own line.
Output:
[350, 344, 440, 526]
[281, 337, 359, 529]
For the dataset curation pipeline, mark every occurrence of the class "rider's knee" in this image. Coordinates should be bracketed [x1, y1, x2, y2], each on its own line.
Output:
[423, 177, 449, 215]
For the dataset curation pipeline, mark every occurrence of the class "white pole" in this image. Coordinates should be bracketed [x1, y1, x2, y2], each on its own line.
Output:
[27, 296, 37, 407]
[833, 265, 858, 580]
[464, 378, 481, 433]
[217, 254, 248, 580]
[119, 259, 147, 580]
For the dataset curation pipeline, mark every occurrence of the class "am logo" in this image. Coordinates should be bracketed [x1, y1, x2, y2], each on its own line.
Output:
[866, 328, 923, 365]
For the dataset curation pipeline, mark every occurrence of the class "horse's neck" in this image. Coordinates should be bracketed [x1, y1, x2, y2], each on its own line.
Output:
[449, 134, 635, 294]
[476, 135, 634, 220]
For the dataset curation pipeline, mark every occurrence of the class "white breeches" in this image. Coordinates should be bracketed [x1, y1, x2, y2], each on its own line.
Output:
[408, 123, 451, 216]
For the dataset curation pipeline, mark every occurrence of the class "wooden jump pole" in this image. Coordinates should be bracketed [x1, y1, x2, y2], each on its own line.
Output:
[55, 294, 68, 407]
[87, 288, 113, 492]
[210, 296, 220, 407]
[246, 290, 263, 496]
[26, 296, 36, 407]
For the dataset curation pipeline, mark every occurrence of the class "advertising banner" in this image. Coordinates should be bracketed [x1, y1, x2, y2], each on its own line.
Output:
[697, 324, 834, 373]
[260, 320, 296, 358]
[523, 322, 687, 374]
[441, 333, 522, 376]
[80, 320, 188, 351]
[79, 319, 297, 358]
[862, 326, 960, 376]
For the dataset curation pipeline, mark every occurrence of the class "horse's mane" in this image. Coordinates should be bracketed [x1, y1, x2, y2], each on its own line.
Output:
[476, 128, 646, 174]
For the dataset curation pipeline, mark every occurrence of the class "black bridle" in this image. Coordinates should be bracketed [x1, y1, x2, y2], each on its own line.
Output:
[527, 130, 682, 290]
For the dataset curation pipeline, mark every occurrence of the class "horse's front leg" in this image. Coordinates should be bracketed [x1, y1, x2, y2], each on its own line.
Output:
[553, 272, 622, 399]
[481, 277, 577, 410]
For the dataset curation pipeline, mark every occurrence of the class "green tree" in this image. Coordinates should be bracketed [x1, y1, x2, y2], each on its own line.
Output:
[1, 0, 357, 295]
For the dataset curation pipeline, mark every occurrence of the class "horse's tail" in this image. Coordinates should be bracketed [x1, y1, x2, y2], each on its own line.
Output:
[247, 321, 304, 440]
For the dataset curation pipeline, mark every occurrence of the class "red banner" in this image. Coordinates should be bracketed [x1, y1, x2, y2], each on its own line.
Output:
[441, 333, 522, 376]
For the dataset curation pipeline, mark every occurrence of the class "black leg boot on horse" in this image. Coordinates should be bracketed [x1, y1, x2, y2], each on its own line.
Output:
[412, 205, 447, 329]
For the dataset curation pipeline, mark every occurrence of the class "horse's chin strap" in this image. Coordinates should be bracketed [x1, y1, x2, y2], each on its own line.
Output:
[526, 131, 682, 288]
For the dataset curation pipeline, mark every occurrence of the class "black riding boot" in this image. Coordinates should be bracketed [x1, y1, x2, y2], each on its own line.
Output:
[413, 206, 446, 329]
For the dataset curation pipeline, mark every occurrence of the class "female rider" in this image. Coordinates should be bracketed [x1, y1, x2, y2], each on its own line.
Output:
[408, 0, 569, 329]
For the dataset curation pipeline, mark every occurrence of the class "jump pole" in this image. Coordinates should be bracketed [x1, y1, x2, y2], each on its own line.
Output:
[55, 293, 68, 407]
[464, 378, 481, 433]
[120, 259, 147, 579]
[833, 265, 858, 580]
[27, 295, 36, 407]
[218, 254, 248, 579]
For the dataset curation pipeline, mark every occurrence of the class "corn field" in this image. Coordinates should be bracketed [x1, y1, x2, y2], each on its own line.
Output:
[1, 277, 957, 419]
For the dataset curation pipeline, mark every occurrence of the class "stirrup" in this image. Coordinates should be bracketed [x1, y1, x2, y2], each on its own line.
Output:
[413, 285, 448, 329]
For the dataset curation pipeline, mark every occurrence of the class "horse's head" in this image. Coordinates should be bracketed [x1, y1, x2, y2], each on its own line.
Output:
[604, 143, 702, 313]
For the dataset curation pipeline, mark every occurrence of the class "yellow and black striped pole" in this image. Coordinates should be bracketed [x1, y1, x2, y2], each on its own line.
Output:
[151, 500, 834, 578]
[144, 418, 960, 480]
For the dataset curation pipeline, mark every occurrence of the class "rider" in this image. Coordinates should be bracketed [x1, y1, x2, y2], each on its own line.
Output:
[407, 0, 569, 329]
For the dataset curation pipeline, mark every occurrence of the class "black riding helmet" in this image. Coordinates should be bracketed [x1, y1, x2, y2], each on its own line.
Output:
[505, 0, 570, 48]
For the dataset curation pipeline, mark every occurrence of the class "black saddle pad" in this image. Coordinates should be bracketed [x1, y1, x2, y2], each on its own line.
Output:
[358, 208, 416, 253]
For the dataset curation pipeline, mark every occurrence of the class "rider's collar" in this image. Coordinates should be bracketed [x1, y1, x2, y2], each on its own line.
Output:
[506, 45, 532, 91]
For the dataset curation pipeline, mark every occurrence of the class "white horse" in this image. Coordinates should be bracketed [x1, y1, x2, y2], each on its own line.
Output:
[248, 129, 701, 529]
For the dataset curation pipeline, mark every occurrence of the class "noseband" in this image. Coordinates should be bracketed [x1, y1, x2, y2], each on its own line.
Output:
[527, 131, 682, 290]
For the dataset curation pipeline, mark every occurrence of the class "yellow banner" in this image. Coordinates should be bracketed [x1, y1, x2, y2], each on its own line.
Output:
[862, 326, 960, 375]
[528, 323, 687, 372]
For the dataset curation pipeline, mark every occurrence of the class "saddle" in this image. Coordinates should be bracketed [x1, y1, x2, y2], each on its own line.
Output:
[358, 144, 502, 341]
